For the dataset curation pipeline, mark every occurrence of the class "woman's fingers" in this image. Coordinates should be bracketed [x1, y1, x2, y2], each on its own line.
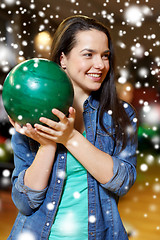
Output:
[38, 108, 71, 130]
[68, 107, 76, 119]
[52, 109, 68, 123]
[34, 123, 60, 136]
[34, 107, 76, 144]
[37, 117, 62, 130]
[8, 116, 26, 134]
[34, 130, 57, 141]
[8, 116, 15, 127]
[18, 123, 33, 136]
[14, 122, 24, 133]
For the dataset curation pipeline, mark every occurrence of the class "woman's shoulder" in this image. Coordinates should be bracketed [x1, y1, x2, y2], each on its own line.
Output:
[121, 100, 137, 118]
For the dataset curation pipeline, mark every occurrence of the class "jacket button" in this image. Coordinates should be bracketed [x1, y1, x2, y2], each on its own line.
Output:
[90, 232, 93, 235]
[91, 210, 93, 213]
[90, 188, 93, 191]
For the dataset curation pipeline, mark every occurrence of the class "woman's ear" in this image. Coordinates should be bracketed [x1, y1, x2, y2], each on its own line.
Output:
[60, 52, 66, 70]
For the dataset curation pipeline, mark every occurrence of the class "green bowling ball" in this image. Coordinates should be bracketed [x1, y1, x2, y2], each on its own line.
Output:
[2, 58, 74, 125]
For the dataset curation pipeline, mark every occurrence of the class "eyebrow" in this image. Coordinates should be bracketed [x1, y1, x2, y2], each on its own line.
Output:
[80, 48, 111, 54]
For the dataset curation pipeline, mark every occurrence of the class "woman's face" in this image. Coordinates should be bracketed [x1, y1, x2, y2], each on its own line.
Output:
[60, 29, 110, 95]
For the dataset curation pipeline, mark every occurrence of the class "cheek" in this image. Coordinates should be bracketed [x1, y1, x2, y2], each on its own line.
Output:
[76, 62, 89, 73]
[105, 62, 110, 72]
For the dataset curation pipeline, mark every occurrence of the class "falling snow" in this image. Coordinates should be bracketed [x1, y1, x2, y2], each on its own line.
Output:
[17, 231, 36, 240]
[0, 0, 160, 239]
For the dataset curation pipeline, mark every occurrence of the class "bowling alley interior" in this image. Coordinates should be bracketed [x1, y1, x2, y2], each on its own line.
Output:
[0, 1, 160, 240]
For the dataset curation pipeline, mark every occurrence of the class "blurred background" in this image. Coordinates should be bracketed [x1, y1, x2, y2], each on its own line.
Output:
[0, 0, 159, 239]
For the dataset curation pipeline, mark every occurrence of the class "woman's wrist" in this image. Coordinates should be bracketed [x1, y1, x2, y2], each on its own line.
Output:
[64, 129, 80, 149]
[39, 142, 57, 151]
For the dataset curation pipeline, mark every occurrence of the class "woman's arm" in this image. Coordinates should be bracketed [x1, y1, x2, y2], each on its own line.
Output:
[24, 143, 57, 190]
[9, 119, 57, 190]
[65, 129, 114, 184]
[7, 116, 57, 215]
[10, 132, 53, 215]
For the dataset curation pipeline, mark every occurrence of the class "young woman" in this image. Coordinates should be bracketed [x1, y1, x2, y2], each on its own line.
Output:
[8, 15, 138, 240]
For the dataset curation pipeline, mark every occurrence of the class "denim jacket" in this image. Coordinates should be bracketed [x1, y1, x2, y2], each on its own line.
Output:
[8, 96, 138, 240]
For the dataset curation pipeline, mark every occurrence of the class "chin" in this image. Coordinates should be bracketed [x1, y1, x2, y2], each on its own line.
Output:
[84, 83, 102, 94]
[91, 84, 102, 92]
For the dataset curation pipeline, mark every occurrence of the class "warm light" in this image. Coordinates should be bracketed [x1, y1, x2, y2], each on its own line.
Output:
[34, 31, 52, 58]
[116, 82, 134, 103]
[34, 31, 52, 50]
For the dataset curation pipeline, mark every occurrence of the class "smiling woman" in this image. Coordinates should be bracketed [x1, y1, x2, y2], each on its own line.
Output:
[7, 15, 138, 240]
[59, 29, 110, 95]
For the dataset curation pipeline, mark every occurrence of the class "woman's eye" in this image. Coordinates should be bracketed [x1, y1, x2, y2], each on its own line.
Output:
[102, 54, 110, 60]
[84, 53, 92, 57]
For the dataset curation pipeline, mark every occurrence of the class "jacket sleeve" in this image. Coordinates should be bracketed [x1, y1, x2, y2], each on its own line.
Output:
[11, 131, 47, 215]
[101, 103, 138, 196]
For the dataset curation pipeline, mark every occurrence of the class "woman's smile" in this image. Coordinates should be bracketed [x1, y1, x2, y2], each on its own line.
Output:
[86, 72, 103, 81]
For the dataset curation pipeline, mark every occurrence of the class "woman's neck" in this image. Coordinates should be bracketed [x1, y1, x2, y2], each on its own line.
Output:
[72, 85, 90, 133]
[72, 85, 90, 111]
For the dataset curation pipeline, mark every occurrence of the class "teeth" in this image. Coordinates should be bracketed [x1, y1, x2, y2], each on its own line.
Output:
[87, 73, 101, 77]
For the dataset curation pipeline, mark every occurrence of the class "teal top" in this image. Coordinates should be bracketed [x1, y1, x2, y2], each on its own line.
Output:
[49, 132, 88, 240]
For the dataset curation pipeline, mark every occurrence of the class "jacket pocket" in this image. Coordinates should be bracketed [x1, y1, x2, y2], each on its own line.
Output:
[96, 128, 115, 155]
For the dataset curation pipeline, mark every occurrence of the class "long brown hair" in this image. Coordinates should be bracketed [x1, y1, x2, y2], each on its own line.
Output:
[50, 15, 136, 152]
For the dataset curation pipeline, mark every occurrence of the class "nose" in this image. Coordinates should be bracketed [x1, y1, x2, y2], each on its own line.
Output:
[93, 56, 105, 70]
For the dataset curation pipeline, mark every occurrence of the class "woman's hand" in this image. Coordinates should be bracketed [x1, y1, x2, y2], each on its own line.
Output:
[34, 107, 76, 146]
[8, 116, 57, 148]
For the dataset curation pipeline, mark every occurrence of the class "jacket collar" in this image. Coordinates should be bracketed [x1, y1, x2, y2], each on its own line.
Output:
[84, 95, 99, 111]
